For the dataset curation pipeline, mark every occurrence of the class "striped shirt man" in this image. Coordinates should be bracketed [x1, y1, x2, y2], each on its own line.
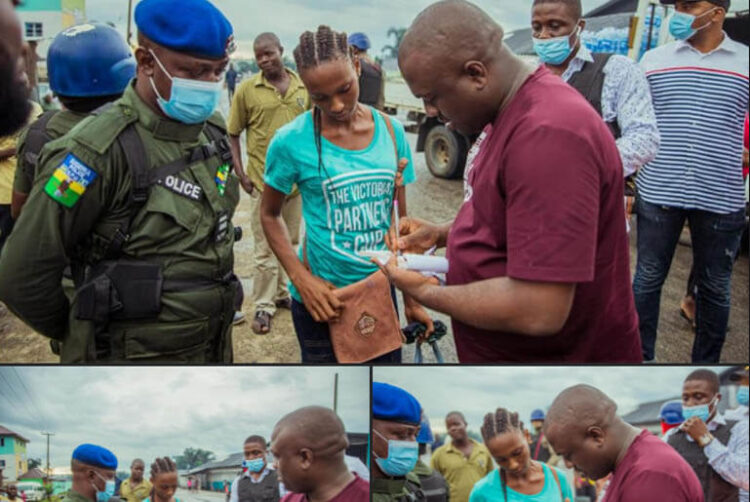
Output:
[638, 33, 749, 214]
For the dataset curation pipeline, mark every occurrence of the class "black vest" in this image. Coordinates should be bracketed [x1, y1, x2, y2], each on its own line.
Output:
[358, 59, 383, 108]
[566, 52, 621, 139]
[236, 471, 280, 502]
[414, 471, 449, 502]
[667, 420, 739, 502]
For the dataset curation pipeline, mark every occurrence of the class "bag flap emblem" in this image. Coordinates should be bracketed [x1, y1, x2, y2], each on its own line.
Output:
[355, 312, 376, 337]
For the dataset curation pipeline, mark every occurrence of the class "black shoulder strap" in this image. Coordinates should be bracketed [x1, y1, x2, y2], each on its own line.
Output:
[23, 110, 57, 167]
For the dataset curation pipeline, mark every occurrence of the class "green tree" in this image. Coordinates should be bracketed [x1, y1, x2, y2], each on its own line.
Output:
[28, 458, 42, 469]
[173, 448, 215, 470]
[382, 27, 406, 59]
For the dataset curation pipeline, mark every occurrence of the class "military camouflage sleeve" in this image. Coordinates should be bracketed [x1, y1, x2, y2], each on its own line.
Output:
[12, 127, 33, 194]
[0, 140, 119, 339]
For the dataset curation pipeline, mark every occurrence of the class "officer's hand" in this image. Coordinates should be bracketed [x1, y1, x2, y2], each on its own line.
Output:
[681, 416, 709, 443]
[239, 175, 255, 195]
[385, 217, 442, 254]
[295, 272, 343, 322]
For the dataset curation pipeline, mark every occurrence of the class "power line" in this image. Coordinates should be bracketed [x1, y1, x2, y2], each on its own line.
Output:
[12, 367, 47, 429]
[0, 369, 40, 428]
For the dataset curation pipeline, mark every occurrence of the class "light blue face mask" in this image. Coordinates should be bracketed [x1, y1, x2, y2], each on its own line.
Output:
[149, 49, 223, 124]
[373, 429, 419, 477]
[738, 386, 749, 407]
[669, 8, 718, 41]
[682, 396, 717, 423]
[533, 25, 581, 65]
[242, 458, 265, 473]
[93, 472, 115, 502]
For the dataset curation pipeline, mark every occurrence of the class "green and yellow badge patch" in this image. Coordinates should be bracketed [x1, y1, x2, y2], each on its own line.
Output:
[44, 153, 97, 208]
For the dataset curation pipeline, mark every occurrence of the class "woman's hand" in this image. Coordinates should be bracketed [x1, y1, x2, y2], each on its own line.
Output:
[293, 271, 343, 322]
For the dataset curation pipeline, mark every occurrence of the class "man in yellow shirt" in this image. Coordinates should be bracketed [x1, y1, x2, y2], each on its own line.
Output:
[227, 32, 309, 334]
[120, 459, 151, 502]
[0, 52, 41, 252]
[430, 411, 494, 502]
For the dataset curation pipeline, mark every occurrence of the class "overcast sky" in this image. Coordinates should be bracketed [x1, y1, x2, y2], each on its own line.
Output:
[84, 0, 620, 60]
[0, 366, 368, 470]
[373, 366, 728, 435]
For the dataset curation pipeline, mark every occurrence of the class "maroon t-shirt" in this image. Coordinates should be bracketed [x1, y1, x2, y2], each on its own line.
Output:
[604, 430, 704, 502]
[446, 66, 641, 362]
[280, 475, 369, 502]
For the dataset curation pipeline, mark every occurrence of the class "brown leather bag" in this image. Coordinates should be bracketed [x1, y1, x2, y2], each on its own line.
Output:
[303, 110, 405, 363]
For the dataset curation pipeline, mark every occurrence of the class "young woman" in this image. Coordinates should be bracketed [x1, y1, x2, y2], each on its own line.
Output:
[470, 408, 574, 502]
[144, 458, 180, 502]
[261, 25, 432, 363]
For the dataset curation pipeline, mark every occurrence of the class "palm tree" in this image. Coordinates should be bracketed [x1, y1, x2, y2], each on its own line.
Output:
[382, 27, 406, 59]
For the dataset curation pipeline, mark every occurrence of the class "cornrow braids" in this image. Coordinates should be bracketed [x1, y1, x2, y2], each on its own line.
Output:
[150, 457, 177, 479]
[293, 25, 354, 177]
[480, 408, 525, 502]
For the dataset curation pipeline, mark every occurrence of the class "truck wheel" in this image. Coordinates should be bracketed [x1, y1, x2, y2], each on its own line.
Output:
[425, 125, 467, 179]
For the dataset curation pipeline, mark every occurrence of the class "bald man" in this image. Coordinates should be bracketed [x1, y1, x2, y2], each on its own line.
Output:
[270, 406, 368, 502]
[381, 0, 640, 363]
[544, 385, 703, 502]
[0, 0, 31, 136]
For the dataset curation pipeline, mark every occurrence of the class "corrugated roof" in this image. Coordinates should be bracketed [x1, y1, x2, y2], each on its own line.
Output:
[188, 453, 243, 475]
[0, 425, 30, 443]
[18, 468, 47, 480]
[586, 0, 639, 17]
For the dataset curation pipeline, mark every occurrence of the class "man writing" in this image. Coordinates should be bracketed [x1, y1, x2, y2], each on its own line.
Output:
[382, 0, 641, 362]
[227, 32, 308, 334]
[120, 459, 151, 502]
[270, 406, 368, 502]
[664, 369, 749, 501]
[544, 385, 703, 501]
[230, 435, 279, 502]
[431, 411, 493, 502]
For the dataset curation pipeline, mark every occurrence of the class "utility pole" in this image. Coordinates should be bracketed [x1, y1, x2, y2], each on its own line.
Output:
[126, 0, 134, 45]
[333, 373, 339, 413]
[40, 432, 54, 479]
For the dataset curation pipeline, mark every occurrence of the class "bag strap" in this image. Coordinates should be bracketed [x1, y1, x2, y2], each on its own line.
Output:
[549, 465, 564, 501]
[533, 433, 544, 460]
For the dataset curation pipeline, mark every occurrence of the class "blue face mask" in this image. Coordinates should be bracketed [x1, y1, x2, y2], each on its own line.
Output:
[93, 473, 115, 502]
[373, 429, 419, 477]
[533, 25, 580, 65]
[669, 8, 718, 41]
[682, 396, 717, 423]
[738, 386, 749, 407]
[242, 458, 265, 473]
[149, 50, 223, 124]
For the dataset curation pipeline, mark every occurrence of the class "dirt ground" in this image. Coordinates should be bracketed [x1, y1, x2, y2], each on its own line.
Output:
[1, 131, 747, 363]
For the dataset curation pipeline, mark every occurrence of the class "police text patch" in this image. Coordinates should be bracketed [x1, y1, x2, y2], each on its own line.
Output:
[44, 153, 98, 208]
[158, 175, 203, 201]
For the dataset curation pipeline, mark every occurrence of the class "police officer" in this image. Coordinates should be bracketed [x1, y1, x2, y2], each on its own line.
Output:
[372, 382, 426, 502]
[347, 32, 385, 110]
[64, 444, 118, 502]
[11, 22, 136, 218]
[0, 0, 240, 363]
[659, 400, 684, 436]
[413, 414, 450, 502]
[528, 409, 553, 464]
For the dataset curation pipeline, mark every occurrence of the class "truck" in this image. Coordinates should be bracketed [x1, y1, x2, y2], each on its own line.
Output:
[384, 0, 749, 180]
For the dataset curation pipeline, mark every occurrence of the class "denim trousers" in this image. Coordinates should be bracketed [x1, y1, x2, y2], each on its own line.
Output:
[632, 199, 745, 362]
[290, 287, 402, 364]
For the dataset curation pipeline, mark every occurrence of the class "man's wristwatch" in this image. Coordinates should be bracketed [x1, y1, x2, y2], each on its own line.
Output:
[698, 432, 715, 447]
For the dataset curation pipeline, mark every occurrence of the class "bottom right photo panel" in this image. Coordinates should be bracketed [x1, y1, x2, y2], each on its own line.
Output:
[371, 365, 748, 502]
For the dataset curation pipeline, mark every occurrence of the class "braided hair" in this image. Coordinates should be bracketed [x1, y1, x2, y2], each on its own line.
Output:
[150, 457, 177, 478]
[292, 26, 354, 177]
[480, 408, 526, 502]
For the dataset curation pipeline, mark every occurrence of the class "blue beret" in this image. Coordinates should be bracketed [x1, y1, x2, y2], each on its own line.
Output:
[72, 444, 117, 470]
[135, 0, 234, 59]
[348, 33, 370, 51]
[373, 382, 421, 425]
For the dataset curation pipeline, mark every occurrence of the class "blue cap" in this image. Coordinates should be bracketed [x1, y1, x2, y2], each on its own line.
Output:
[72, 444, 117, 470]
[135, 0, 234, 60]
[373, 382, 421, 425]
[416, 413, 434, 444]
[530, 409, 545, 421]
[348, 32, 370, 51]
[47, 23, 135, 97]
[659, 400, 684, 425]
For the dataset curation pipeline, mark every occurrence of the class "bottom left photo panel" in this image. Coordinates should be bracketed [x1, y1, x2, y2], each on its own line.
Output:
[0, 366, 371, 502]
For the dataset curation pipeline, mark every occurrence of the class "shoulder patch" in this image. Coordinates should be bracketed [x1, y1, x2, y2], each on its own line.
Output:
[44, 153, 98, 208]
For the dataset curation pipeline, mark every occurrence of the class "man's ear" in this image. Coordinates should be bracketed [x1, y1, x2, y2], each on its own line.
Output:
[464, 60, 488, 91]
[135, 46, 155, 77]
[586, 426, 606, 447]
[299, 448, 314, 470]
